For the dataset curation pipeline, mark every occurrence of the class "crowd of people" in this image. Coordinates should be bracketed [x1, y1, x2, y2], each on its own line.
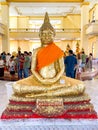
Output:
[0, 49, 93, 81]
[64, 50, 93, 79]
[0, 51, 32, 80]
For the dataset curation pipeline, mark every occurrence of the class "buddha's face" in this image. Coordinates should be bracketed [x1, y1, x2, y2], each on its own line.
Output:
[39, 29, 55, 45]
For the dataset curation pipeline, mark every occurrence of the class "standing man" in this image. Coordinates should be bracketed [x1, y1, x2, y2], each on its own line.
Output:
[64, 50, 77, 78]
[23, 51, 30, 78]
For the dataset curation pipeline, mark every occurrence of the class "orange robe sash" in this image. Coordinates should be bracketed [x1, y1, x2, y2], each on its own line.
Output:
[36, 43, 64, 71]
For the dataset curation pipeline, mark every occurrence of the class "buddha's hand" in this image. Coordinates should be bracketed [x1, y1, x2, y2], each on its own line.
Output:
[31, 49, 65, 85]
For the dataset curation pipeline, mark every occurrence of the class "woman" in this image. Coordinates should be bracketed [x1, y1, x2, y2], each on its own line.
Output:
[8, 56, 16, 80]
[87, 53, 93, 70]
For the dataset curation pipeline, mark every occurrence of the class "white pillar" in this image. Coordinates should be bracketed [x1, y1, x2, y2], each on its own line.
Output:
[95, 4, 98, 22]
[1, 2, 10, 53]
[81, 2, 89, 55]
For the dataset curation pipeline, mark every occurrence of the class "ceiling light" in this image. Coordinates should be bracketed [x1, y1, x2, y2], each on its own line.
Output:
[42, 7, 46, 10]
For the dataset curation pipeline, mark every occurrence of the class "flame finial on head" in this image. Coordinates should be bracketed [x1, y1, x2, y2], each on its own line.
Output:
[44, 12, 50, 24]
[39, 12, 55, 36]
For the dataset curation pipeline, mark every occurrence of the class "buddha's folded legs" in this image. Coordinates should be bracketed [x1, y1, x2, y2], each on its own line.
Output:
[12, 75, 85, 97]
[26, 85, 85, 98]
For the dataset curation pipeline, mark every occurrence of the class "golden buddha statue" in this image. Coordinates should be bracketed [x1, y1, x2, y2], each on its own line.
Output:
[2, 12, 97, 119]
[12, 12, 85, 98]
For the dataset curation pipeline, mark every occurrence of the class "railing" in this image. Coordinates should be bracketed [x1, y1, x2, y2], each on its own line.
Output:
[86, 20, 98, 28]
[9, 28, 81, 33]
[86, 21, 98, 35]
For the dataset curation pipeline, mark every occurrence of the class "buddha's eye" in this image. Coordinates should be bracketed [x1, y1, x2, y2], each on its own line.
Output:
[48, 33, 52, 36]
[43, 33, 46, 36]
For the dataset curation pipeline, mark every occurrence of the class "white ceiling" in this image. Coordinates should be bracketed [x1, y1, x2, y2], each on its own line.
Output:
[9, 2, 81, 16]
[9, 0, 98, 17]
[0, 0, 6, 1]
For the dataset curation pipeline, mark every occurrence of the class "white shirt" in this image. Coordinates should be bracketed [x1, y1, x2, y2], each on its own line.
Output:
[0, 60, 4, 68]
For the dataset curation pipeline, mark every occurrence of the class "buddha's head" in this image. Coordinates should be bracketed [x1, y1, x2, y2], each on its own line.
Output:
[39, 12, 55, 46]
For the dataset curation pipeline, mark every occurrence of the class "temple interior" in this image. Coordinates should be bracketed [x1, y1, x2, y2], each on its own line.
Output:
[0, 0, 98, 129]
[0, 0, 98, 57]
